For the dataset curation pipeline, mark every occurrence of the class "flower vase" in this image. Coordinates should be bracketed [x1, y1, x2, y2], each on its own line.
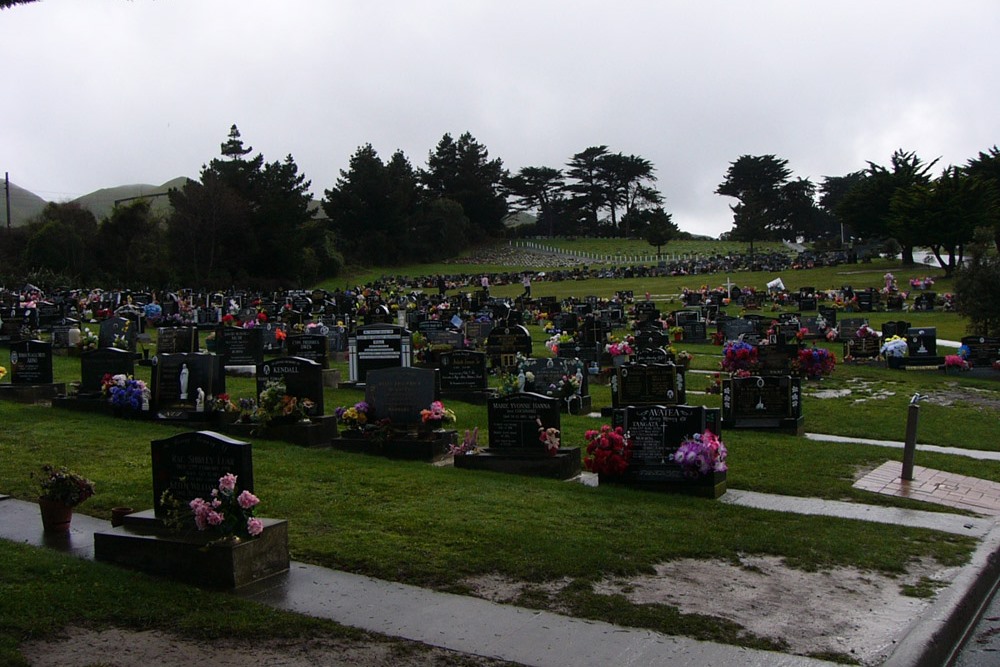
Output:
[612, 355, 628, 368]
[38, 497, 73, 533]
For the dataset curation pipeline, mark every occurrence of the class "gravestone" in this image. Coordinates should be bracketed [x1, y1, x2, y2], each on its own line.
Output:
[484, 325, 533, 369]
[464, 320, 493, 348]
[287, 333, 329, 369]
[610, 363, 684, 409]
[258, 356, 324, 417]
[9, 339, 53, 384]
[439, 349, 489, 395]
[99, 317, 136, 352]
[150, 353, 219, 413]
[818, 307, 837, 328]
[681, 320, 707, 343]
[913, 292, 936, 312]
[672, 310, 700, 326]
[80, 348, 135, 395]
[260, 322, 289, 354]
[349, 323, 412, 384]
[156, 327, 199, 355]
[486, 392, 561, 453]
[453, 393, 580, 479]
[556, 340, 601, 365]
[720, 318, 757, 342]
[906, 327, 939, 361]
[520, 356, 590, 414]
[364, 366, 438, 427]
[961, 335, 1000, 367]
[217, 326, 264, 366]
[856, 291, 874, 312]
[838, 318, 866, 341]
[886, 295, 905, 311]
[881, 320, 911, 339]
[553, 312, 578, 333]
[722, 375, 803, 434]
[150, 430, 254, 516]
[756, 344, 798, 375]
[634, 327, 666, 350]
[606, 404, 725, 497]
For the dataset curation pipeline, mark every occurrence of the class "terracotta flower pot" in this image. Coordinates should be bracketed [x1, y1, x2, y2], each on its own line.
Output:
[38, 497, 73, 533]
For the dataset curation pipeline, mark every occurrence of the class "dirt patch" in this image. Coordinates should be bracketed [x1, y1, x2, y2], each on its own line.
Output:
[464, 556, 960, 666]
[922, 383, 1000, 412]
[19, 627, 514, 667]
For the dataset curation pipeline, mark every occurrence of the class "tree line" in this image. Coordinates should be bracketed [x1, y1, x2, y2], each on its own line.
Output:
[716, 148, 1000, 276]
[3, 125, 999, 289]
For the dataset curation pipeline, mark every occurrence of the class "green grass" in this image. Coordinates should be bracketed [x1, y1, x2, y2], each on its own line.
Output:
[0, 241, 995, 662]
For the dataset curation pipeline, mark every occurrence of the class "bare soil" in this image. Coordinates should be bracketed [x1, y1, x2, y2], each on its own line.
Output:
[19, 627, 516, 667]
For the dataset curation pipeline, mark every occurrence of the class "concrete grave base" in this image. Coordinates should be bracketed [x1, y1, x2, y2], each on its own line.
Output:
[333, 429, 457, 462]
[599, 470, 727, 499]
[217, 416, 338, 447]
[94, 510, 289, 590]
[0, 383, 66, 403]
[454, 447, 582, 480]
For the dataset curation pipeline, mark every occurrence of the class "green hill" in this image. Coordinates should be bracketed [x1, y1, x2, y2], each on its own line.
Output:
[3, 181, 48, 227]
[70, 178, 189, 221]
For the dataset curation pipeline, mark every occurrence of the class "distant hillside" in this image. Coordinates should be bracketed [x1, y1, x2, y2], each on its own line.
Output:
[70, 178, 190, 222]
[2, 181, 48, 228]
[2, 177, 333, 228]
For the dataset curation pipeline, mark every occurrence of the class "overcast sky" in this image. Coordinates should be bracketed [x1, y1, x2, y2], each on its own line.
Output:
[2, 0, 997, 237]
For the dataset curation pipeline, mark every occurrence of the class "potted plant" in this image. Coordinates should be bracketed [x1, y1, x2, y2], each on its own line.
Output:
[420, 400, 456, 431]
[36, 464, 95, 533]
[669, 325, 684, 342]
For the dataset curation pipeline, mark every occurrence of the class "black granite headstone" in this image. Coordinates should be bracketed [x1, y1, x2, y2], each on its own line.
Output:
[364, 366, 438, 426]
[150, 430, 253, 517]
[487, 392, 560, 453]
[9, 339, 53, 384]
[80, 348, 135, 394]
[257, 356, 324, 416]
[439, 350, 488, 393]
[217, 326, 264, 366]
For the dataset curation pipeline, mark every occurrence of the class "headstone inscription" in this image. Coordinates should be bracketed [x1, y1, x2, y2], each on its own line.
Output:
[80, 348, 135, 395]
[9, 339, 53, 384]
[612, 404, 709, 483]
[150, 430, 253, 517]
[364, 367, 438, 427]
[217, 326, 264, 366]
[438, 350, 488, 394]
[349, 324, 412, 384]
[286, 333, 329, 369]
[257, 357, 324, 417]
[486, 392, 561, 453]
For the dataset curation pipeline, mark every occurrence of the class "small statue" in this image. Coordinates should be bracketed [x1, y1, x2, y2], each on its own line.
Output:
[179, 364, 189, 400]
[195, 387, 205, 412]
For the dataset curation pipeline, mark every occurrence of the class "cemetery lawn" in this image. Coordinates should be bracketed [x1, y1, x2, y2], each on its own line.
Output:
[4, 248, 998, 660]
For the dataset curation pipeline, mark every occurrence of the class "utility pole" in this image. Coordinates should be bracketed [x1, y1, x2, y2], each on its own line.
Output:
[4, 172, 10, 230]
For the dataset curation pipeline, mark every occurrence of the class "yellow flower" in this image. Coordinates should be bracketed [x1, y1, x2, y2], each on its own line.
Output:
[0, 366, 6, 380]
